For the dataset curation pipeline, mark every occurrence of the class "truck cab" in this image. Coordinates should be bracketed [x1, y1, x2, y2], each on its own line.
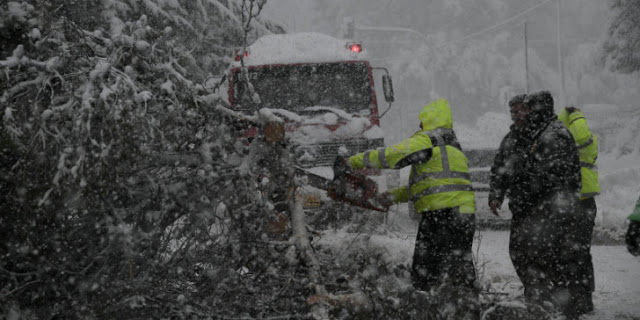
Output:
[225, 33, 394, 171]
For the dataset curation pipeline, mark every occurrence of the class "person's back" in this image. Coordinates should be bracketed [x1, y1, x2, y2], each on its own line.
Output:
[346, 99, 479, 318]
[517, 92, 580, 210]
[524, 119, 581, 208]
[409, 100, 475, 215]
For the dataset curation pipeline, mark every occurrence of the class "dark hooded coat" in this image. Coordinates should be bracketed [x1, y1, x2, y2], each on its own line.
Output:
[507, 91, 583, 316]
[510, 91, 582, 214]
[488, 124, 533, 213]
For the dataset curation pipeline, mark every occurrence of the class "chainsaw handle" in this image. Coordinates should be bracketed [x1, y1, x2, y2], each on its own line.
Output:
[328, 156, 389, 212]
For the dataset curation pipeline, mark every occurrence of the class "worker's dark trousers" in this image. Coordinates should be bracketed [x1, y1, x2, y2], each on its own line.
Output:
[560, 197, 596, 316]
[509, 207, 564, 304]
[411, 208, 477, 292]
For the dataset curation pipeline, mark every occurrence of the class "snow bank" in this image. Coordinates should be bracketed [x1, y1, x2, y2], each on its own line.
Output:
[597, 152, 640, 231]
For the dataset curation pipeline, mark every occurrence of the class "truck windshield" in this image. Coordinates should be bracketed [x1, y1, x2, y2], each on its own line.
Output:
[232, 62, 373, 115]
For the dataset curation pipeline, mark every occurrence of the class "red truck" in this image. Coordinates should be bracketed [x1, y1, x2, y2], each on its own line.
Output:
[220, 33, 395, 206]
[226, 33, 393, 165]
[222, 32, 395, 208]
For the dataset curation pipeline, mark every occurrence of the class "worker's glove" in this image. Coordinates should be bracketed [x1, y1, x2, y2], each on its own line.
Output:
[626, 220, 640, 257]
[334, 155, 350, 168]
[488, 199, 503, 217]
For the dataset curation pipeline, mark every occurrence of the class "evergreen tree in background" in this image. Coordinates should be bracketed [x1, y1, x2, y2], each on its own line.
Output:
[604, 0, 640, 73]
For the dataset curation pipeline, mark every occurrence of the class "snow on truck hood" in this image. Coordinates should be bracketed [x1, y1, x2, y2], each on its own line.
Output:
[236, 32, 367, 66]
[260, 106, 384, 145]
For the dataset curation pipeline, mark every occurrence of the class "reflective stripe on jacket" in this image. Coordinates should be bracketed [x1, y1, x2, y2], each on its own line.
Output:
[348, 99, 475, 214]
[558, 108, 600, 199]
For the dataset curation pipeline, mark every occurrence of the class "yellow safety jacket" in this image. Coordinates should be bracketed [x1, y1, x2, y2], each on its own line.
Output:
[348, 99, 475, 214]
[558, 108, 600, 199]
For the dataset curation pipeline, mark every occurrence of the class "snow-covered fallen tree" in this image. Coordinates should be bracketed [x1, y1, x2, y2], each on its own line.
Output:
[0, 1, 296, 318]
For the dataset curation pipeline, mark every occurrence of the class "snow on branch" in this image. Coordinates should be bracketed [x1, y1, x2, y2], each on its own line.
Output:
[141, 0, 195, 31]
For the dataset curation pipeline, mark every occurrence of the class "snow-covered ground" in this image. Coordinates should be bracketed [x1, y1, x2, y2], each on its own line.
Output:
[475, 230, 640, 320]
[304, 98, 639, 319]
[315, 207, 640, 319]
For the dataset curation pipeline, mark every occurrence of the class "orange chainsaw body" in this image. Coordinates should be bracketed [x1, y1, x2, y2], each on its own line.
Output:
[327, 169, 388, 212]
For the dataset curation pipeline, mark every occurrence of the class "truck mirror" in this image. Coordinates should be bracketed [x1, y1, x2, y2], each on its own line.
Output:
[382, 75, 394, 103]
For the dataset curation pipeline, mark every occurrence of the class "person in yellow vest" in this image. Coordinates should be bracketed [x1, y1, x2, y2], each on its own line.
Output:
[557, 106, 600, 315]
[345, 98, 477, 293]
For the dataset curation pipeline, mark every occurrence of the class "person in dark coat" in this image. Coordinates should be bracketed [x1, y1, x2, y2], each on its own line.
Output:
[488, 94, 533, 217]
[495, 91, 583, 318]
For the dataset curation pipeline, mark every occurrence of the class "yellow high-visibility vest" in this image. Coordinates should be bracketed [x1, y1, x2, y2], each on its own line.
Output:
[558, 108, 600, 199]
[349, 99, 475, 214]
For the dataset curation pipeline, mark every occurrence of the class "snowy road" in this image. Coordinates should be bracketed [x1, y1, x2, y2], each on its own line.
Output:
[318, 208, 640, 319]
[475, 229, 640, 320]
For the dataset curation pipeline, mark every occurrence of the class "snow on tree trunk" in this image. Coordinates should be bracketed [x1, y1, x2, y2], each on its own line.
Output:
[289, 186, 331, 319]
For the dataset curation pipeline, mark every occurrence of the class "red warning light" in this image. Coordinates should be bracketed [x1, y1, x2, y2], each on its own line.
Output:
[234, 50, 249, 61]
[347, 43, 362, 53]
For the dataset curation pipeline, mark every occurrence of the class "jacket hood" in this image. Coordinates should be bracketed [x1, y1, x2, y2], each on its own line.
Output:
[557, 107, 570, 127]
[419, 99, 453, 131]
[524, 90, 555, 131]
[557, 106, 581, 127]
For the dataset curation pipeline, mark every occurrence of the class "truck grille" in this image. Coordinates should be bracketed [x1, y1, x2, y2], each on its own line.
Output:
[292, 138, 385, 168]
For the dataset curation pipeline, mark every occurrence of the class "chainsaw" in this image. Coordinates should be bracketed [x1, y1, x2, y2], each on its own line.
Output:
[294, 156, 389, 212]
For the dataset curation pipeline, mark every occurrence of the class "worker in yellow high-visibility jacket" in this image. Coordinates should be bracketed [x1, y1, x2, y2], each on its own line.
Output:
[346, 98, 477, 294]
[557, 106, 601, 315]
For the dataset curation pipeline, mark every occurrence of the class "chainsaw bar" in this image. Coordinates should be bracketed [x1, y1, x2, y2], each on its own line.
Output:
[293, 166, 389, 212]
[293, 166, 331, 191]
